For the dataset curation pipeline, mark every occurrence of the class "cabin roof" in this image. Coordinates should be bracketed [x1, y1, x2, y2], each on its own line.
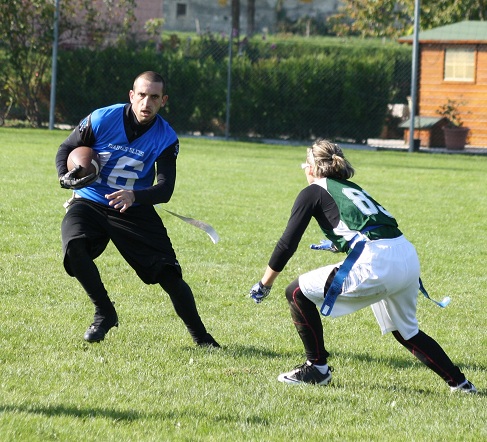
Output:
[398, 21, 487, 44]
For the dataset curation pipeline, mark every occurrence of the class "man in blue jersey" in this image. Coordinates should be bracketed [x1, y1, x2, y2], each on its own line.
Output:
[249, 139, 476, 393]
[56, 71, 219, 347]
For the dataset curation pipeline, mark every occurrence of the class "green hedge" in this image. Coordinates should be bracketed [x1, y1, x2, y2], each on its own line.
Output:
[55, 47, 161, 123]
[55, 36, 411, 141]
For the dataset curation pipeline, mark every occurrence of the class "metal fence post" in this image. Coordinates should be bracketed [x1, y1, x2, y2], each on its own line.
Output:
[49, 0, 60, 130]
[225, 24, 234, 140]
[408, 0, 420, 152]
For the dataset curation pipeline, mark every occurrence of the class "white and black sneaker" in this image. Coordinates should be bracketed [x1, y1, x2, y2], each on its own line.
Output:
[278, 361, 332, 385]
[450, 379, 477, 394]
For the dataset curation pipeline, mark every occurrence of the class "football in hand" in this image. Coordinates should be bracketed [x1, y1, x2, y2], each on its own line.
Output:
[67, 146, 101, 178]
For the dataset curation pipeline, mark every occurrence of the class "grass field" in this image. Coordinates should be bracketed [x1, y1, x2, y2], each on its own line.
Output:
[0, 128, 485, 441]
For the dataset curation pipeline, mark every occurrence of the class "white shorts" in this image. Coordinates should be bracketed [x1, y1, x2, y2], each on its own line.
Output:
[298, 235, 420, 340]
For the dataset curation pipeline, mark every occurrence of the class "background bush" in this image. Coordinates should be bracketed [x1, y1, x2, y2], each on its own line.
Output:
[53, 34, 411, 141]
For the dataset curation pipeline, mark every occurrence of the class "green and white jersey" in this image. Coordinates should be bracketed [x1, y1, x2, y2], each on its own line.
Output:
[268, 176, 403, 272]
[313, 178, 402, 252]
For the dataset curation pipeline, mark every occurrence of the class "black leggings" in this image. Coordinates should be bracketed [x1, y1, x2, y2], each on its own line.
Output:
[285, 279, 329, 365]
[157, 267, 208, 343]
[66, 238, 111, 310]
[392, 330, 466, 386]
[66, 238, 209, 342]
[285, 279, 466, 385]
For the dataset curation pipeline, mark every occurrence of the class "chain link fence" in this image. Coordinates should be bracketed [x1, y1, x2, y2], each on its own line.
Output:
[51, 33, 413, 147]
[4, 28, 487, 149]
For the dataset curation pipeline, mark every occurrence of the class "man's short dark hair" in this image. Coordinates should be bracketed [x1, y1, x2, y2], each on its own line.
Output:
[133, 71, 166, 94]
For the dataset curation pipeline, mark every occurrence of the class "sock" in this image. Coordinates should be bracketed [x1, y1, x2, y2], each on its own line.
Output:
[309, 361, 329, 374]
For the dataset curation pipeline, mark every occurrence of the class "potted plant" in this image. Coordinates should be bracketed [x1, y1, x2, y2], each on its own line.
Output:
[436, 98, 469, 150]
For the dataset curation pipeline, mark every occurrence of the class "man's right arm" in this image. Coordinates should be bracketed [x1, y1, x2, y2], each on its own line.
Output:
[55, 115, 95, 177]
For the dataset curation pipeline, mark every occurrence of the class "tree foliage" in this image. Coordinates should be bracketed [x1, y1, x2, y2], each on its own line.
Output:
[0, 0, 136, 127]
[0, 0, 56, 126]
[330, 0, 487, 38]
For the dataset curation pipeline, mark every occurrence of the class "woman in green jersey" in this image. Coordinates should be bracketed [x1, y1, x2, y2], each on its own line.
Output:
[249, 139, 476, 393]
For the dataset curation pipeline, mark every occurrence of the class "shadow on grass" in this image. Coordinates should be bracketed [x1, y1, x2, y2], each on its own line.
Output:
[0, 403, 271, 425]
[328, 377, 486, 396]
[0, 403, 144, 421]
[223, 344, 302, 359]
[186, 342, 487, 376]
[330, 348, 487, 374]
[182, 343, 293, 359]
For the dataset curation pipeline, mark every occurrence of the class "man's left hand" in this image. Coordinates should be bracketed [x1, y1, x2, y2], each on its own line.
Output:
[105, 189, 135, 213]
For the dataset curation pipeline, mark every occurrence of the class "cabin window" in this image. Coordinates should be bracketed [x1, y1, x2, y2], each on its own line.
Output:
[444, 47, 475, 82]
[176, 3, 187, 18]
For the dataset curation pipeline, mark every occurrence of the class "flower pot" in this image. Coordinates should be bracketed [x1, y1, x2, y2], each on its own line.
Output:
[442, 126, 469, 150]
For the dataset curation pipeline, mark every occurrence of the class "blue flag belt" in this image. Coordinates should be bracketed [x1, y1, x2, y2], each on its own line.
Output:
[418, 278, 451, 308]
[320, 228, 450, 316]
[320, 226, 381, 317]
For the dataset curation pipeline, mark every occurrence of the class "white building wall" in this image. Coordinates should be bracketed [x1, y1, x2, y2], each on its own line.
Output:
[132, 1, 340, 37]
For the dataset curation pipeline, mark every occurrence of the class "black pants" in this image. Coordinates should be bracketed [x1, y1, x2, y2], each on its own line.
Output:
[62, 199, 209, 342]
[285, 279, 466, 386]
[62, 199, 178, 282]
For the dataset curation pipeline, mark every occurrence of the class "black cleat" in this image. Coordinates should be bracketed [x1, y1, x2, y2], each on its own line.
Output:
[450, 379, 477, 394]
[83, 308, 119, 343]
[278, 361, 333, 385]
[83, 322, 118, 343]
[195, 333, 221, 348]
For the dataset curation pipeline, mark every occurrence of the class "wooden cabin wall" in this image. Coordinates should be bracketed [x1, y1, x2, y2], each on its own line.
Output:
[418, 43, 487, 147]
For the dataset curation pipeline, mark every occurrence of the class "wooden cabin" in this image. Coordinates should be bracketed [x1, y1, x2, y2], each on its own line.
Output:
[399, 21, 487, 147]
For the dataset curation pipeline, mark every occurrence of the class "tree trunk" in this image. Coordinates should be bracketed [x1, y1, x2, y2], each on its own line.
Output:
[247, 0, 255, 36]
[231, 0, 240, 40]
